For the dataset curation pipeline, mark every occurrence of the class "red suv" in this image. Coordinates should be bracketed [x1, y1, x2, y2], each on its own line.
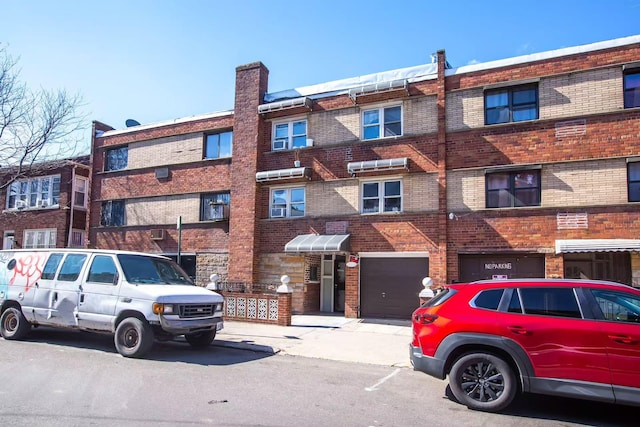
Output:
[410, 279, 640, 412]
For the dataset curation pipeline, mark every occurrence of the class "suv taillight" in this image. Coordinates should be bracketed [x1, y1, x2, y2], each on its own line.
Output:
[414, 313, 439, 324]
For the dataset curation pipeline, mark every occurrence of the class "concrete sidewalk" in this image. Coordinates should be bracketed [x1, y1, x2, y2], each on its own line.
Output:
[213, 315, 413, 367]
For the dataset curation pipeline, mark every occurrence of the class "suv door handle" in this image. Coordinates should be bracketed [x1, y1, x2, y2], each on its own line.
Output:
[608, 334, 637, 345]
[508, 326, 530, 335]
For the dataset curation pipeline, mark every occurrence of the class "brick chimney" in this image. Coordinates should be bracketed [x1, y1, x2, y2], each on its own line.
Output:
[228, 62, 269, 283]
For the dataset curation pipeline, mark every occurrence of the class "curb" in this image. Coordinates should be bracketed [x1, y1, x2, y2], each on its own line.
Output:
[212, 339, 280, 355]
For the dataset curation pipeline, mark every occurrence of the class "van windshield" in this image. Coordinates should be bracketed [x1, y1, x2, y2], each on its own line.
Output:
[117, 254, 194, 286]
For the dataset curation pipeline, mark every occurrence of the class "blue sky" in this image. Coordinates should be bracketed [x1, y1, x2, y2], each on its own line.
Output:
[2, 0, 639, 154]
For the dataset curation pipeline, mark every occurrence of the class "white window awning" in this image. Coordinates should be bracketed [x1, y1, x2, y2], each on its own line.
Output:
[347, 157, 408, 175]
[285, 234, 350, 253]
[348, 79, 408, 101]
[256, 167, 311, 183]
[258, 97, 312, 114]
[555, 239, 640, 254]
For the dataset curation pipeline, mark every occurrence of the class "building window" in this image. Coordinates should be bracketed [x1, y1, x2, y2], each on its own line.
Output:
[205, 131, 233, 159]
[105, 146, 128, 171]
[485, 84, 538, 125]
[486, 170, 541, 208]
[624, 69, 640, 109]
[7, 175, 60, 210]
[629, 162, 640, 202]
[273, 120, 307, 151]
[362, 105, 402, 140]
[74, 176, 88, 208]
[70, 230, 85, 248]
[200, 192, 230, 221]
[361, 180, 402, 214]
[23, 229, 57, 249]
[270, 187, 305, 218]
[100, 200, 125, 226]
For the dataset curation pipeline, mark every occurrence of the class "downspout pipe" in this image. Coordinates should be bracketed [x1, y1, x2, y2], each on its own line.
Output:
[67, 164, 77, 248]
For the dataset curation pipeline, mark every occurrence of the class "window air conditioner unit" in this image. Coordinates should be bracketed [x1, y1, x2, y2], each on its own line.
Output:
[271, 208, 286, 218]
[150, 229, 165, 240]
[15, 201, 27, 209]
[155, 167, 169, 179]
[273, 139, 287, 151]
[37, 200, 49, 208]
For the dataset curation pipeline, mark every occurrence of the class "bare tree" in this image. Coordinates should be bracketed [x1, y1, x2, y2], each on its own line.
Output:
[0, 44, 86, 190]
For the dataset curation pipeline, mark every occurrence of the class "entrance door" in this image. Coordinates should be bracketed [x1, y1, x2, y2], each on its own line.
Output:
[320, 255, 346, 313]
[564, 252, 631, 285]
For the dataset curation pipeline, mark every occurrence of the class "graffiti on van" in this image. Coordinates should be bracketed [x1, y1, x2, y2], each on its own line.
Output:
[0, 252, 45, 293]
[0, 252, 11, 299]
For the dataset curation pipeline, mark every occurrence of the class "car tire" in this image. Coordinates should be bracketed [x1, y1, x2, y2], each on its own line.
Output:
[0, 307, 31, 340]
[114, 317, 154, 358]
[185, 330, 216, 349]
[449, 352, 517, 412]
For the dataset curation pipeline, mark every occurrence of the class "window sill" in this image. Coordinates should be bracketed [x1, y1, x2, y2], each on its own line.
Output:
[361, 134, 403, 142]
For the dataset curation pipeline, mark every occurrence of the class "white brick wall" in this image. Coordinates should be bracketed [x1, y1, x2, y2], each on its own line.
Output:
[403, 173, 439, 212]
[308, 108, 359, 146]
[304, 173, 438, 217]
[446, 88, 484, 131]
[307, 96, 438, 147]
[126, 194, 199, 225]
[404, 96, 438, 135]
[306, 180, 359, 217]
[447, 169, 485, 211]
[540, 68, 622, 119]
[543, 159, 627, 206]
[447, 158, 628, 211]
[129, 133, 203, 169]
[446, 67, 624, 132]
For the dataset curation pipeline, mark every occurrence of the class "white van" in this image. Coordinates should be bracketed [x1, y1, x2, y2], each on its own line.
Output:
[0, 249, 224, 358]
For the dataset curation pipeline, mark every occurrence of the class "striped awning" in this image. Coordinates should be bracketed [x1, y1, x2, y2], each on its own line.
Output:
[285, 234, 350, 253]
[555, 239, 640, 254]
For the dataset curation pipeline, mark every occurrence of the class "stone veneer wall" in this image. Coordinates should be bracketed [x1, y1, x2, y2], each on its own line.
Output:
[196, 253, 229, 287]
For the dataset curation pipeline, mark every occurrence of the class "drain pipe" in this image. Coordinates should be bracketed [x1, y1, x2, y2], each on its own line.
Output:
[67, 164, 77, 248]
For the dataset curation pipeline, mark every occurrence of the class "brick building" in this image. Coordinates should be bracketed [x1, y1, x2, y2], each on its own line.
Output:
[1, 157, 90, 250]
[90, 34, 640, 319]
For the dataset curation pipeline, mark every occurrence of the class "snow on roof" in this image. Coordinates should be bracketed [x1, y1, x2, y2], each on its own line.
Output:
[447, 34, 640, 77]
[264, 63, 439, 103]
[100, 110, 234, 137]
[265, 34, 640, 103]
[101, 34, 640, 136]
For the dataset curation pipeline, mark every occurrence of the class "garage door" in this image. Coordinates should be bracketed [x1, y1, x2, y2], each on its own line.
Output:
[360, 257, 429, 319]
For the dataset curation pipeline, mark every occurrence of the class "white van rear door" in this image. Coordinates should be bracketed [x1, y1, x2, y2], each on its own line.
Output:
[48, 253, 88, 327]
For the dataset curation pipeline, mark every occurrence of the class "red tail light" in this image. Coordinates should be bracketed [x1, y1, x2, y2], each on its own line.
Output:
[414, 313, 439, 324]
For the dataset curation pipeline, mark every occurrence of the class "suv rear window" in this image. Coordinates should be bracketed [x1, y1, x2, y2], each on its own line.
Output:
[519, 287, 582, 318]
[473, 289, 504, 310]
[421, 288, 456, 307]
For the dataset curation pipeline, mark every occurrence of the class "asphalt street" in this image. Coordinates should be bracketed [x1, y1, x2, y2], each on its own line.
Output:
[0, 328, 637, 427]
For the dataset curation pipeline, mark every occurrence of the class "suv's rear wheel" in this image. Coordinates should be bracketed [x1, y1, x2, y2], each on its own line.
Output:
[449, 352, 517, 412]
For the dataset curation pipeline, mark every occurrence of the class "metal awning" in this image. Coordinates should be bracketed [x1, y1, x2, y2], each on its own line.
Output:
[285, 234, 350, 253]
[555, 239, 640, 254]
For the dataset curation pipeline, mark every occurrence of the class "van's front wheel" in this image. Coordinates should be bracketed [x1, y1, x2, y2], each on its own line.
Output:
[0, 307, 31, 340]
[114, 317, 154, 358]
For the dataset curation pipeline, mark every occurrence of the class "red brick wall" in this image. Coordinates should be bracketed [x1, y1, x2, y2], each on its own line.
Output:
[228, 62, 269, 283]
[0, 163, 89, 248]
